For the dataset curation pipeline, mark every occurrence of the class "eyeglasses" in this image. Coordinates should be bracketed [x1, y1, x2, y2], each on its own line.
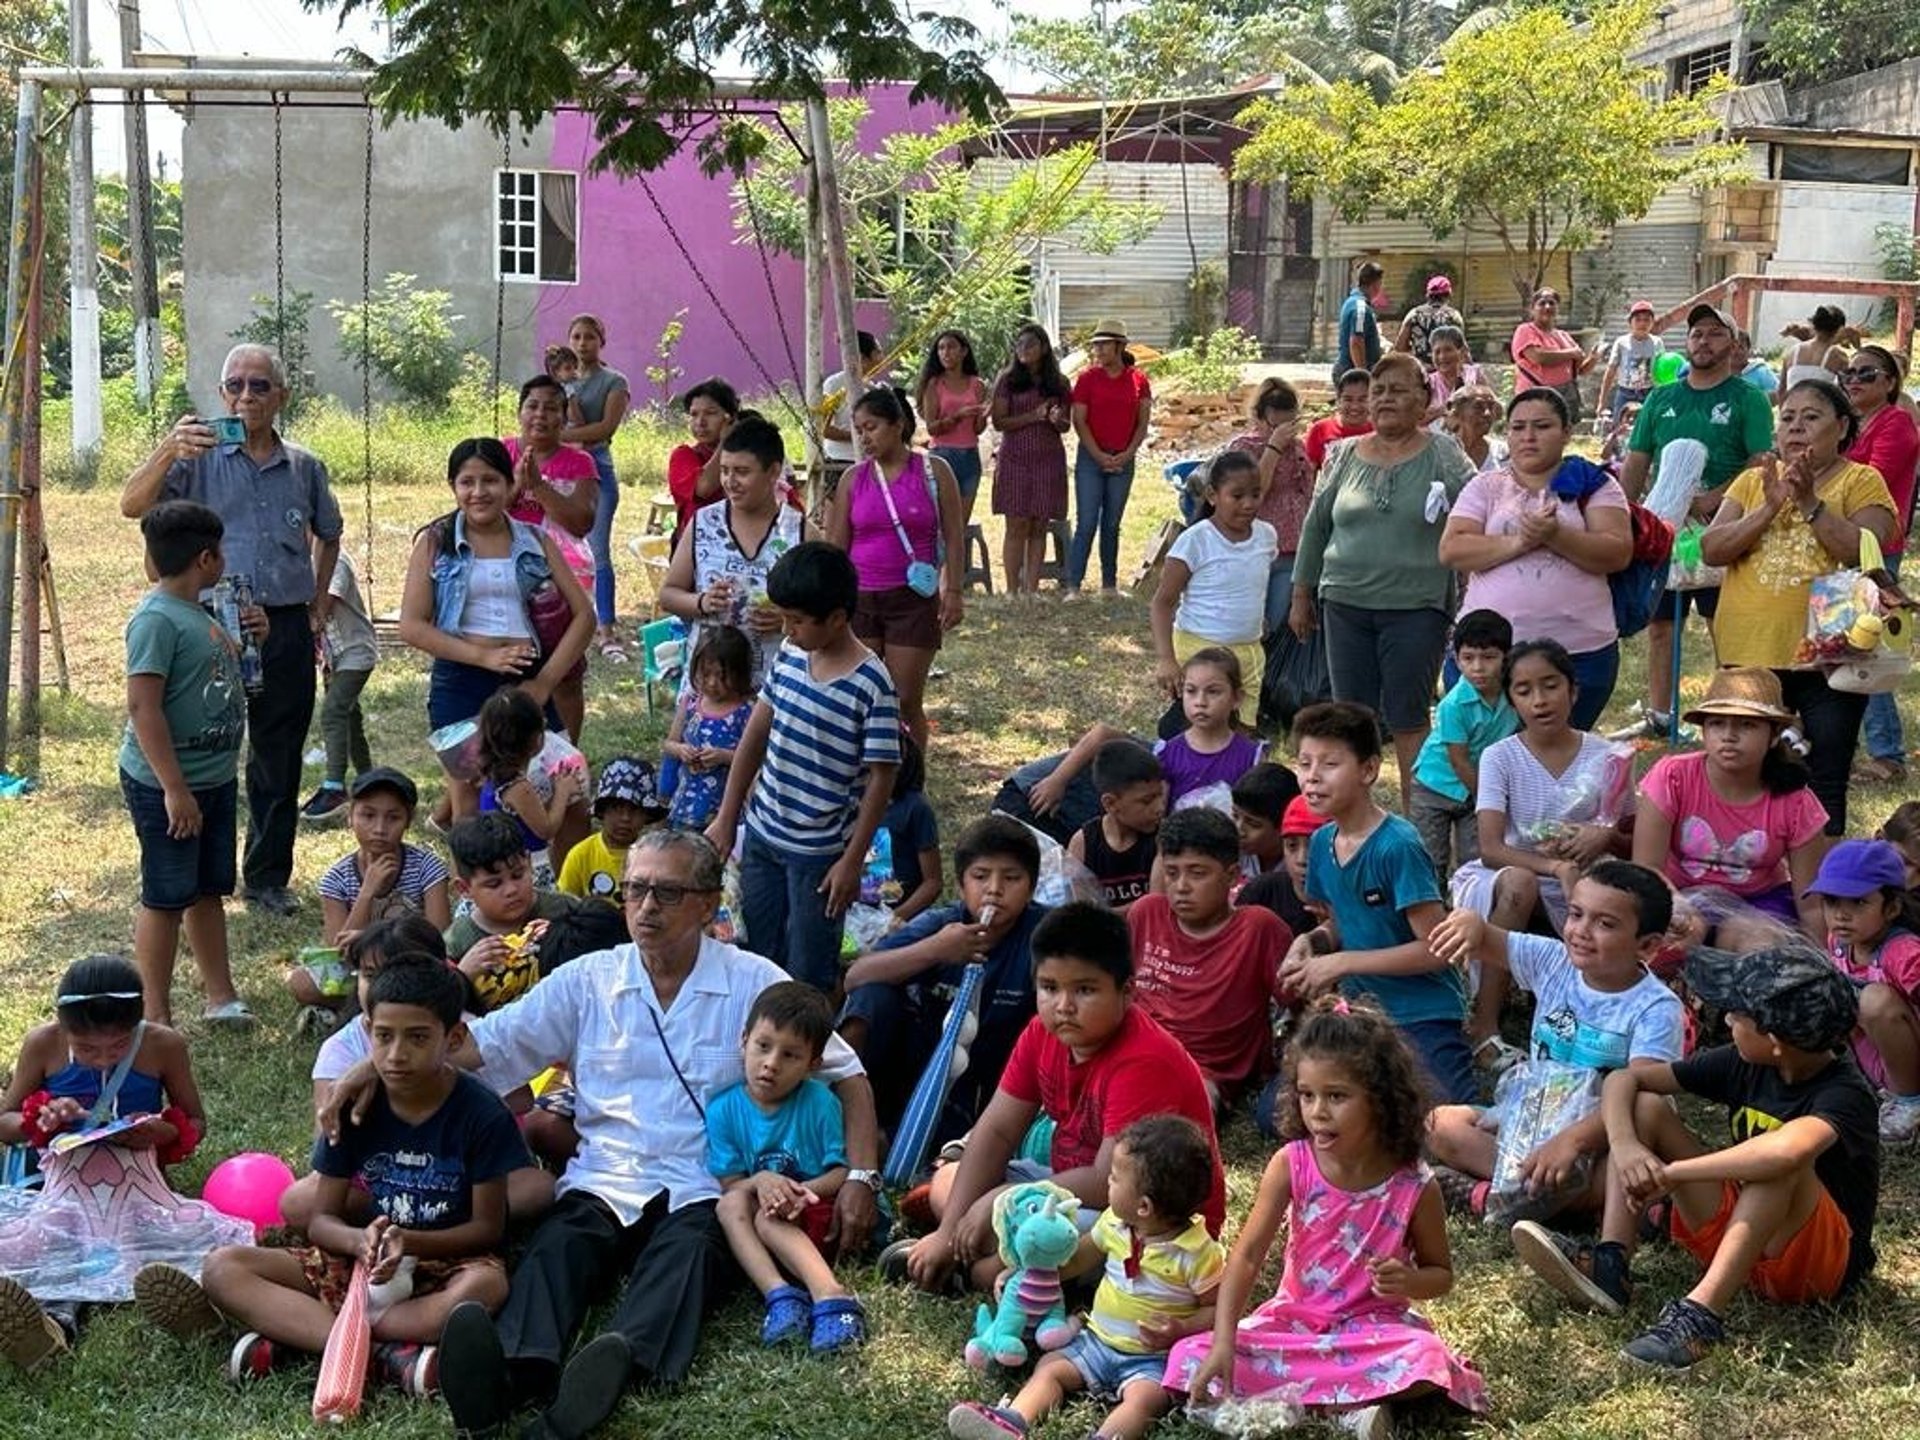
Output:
[1840, 368, 1888, 383]
[620, 880, 718, 907]
[221, 376, 276, 396]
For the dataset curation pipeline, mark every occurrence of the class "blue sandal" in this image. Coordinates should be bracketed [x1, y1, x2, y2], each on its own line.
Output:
[761, 1285, 812, 1346]
[808, 1295, 867, 1353]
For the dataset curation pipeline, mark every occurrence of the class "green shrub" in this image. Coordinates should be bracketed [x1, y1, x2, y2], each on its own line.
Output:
[1155, 325, 1263, 395]
[328, 273, 467, 411]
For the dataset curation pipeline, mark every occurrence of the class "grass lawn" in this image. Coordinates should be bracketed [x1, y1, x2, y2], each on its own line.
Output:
[2, 452, 1919, 1438]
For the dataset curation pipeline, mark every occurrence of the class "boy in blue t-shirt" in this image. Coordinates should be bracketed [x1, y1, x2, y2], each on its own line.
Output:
[136, 959, 526, 1393]
[120, 500, 251, 1030]
[839, 816, 1049, 1144]
[708, 543, 902, 992]
[709, 983, 866, 1354]
[1284, 700, 1473, 1102]
[1408, 610, 1516, 886]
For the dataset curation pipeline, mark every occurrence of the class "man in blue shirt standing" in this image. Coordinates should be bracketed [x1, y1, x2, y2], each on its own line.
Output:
[1334, 261, 1386, 384]
[120, 343, 344, 918]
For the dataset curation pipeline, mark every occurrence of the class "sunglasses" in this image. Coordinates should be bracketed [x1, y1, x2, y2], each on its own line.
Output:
[620, 880, 718, 908]
[221, 376, 276, 397]
[1840, 368, 1888, 383]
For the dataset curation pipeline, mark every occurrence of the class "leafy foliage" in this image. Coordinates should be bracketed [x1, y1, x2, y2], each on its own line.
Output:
[232, 289, 318, 418]
[1745, 0, 1920, 88]
[1237, 0, 1747, 305]
[306, 0, 1001, 176]
[1157, 325, 1264, 394]
[327, 272, 467, 411]
[731, 99, 1159, 377]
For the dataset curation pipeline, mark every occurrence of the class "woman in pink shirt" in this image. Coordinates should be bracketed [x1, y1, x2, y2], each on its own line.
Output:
[1844, 343, 1920, 782]
[824, 387, 966, 747]
[916, 330, 991, 526]
[1067, 319, 1154, 594]
[1509, 288, 1599, 424]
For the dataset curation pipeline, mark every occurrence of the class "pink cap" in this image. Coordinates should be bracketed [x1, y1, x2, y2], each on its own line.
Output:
[1628, 299, 1655, 316]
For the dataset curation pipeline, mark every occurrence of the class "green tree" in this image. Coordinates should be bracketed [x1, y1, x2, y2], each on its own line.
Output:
[308, 0, 1001, 175]
[1745, 0, 1920, 88]
[1236, 0, 1746, 306]
[328, 272, 466, 410]
[731, 99, 1159, 377]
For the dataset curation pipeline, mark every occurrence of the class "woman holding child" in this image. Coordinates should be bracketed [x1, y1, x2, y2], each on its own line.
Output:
[1700, 377, 1896, 832]
[1291, 352, 1477, 805]
[659, 413, 809, 694]
[505, 375, 599, 740]
[1439, 387, 1633, 729]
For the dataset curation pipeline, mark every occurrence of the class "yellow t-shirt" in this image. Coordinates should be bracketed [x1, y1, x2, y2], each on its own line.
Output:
[1085, 1209, 1225, 1354]
[1713, 459, 1894, 668]
[556, 831, 626, 906]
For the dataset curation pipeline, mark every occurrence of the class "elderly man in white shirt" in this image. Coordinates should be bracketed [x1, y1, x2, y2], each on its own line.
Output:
[320, 828, 880, 1440]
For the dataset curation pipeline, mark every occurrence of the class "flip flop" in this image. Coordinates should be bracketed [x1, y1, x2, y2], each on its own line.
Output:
[808, 1295, 866, 1353]
[761, 1284, 812, 1346]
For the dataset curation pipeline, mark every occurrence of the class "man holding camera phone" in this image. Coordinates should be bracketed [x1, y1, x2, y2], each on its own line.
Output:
[121, 342, 344, 928]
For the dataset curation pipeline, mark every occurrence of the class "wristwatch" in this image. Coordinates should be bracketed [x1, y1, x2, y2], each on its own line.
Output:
[846, 1168, 883, 1192]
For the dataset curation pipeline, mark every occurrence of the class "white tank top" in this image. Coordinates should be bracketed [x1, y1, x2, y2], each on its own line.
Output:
[1784, 345, 1839, 390]
[458, 558, 533, 639]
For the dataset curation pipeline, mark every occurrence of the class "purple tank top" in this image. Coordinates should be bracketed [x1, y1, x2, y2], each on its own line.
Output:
[846, 454, 938, 591]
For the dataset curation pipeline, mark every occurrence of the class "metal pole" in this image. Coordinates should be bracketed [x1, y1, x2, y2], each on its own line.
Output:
[805, 97, 864, 419]
[67, 0, 103, 466]
[0, 80, 42, 770]
[20, 178, 43, 759]
[119, 0, 159, 410]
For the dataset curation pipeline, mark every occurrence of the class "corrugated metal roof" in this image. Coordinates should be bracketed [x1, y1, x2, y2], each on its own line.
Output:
[972, 158, 1228, 285]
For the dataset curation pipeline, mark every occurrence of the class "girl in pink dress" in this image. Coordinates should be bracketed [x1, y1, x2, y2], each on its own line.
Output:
[1168, 998, 1488, 1436]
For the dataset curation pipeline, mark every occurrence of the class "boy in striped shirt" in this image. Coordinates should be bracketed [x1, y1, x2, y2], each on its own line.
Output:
[709, 542, 901, 991]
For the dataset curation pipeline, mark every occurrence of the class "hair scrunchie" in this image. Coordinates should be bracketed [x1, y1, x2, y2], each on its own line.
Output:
[155, 1106, 201, 1167]
[15, 1090, 57, 1149]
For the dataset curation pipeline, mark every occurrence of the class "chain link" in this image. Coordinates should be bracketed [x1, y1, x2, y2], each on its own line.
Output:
[361, 104, 376, 606]
[272, 94, 285, 364]
[492, 130, 509, 436]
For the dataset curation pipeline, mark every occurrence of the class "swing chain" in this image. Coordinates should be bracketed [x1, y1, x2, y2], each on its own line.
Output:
[492, 129, 509, 436]
[130, 86, 159, 438]
[361, 104, 376, 606]
[272, 94, 286, 365]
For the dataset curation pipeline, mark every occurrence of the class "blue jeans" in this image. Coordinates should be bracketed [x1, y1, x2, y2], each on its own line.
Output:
[932, 445, 982, 506]
[1068, 450, 1136, 591]
[739, 827, 845, 993]
[1866, 556, 1906, 762]
[588, 445, 619, 625]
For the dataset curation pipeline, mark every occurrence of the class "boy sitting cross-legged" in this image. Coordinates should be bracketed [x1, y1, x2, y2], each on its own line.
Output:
[710, 982, 867, 1353]
[1511, 946, 1879, 1373]
[895, 904, 1226, 1295]
[1128, 807, 1293, 1110]
[1425, 860, 1686, 1221]
[136, 958, 527, 1394]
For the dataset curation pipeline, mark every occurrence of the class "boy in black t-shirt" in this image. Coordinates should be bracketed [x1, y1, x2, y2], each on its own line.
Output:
[1512, 945, 1878, 1374]
[1066, 739, 1166, 916]
[135, 961, 527, 1394]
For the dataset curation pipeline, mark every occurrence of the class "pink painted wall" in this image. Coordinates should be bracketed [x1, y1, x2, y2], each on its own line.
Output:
[532, 86, 955, 411]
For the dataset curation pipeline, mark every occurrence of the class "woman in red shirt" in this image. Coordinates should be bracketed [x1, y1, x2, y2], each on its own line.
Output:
[1303, 369, 1374, 471]
[665, 377, 740, 542]
[1067, 320, 1154, 594]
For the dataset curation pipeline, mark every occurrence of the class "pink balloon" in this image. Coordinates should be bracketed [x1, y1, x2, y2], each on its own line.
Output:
[201, 1152, 297, 1239]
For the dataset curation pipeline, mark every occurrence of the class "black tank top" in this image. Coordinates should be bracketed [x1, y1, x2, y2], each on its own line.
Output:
[1078, 818, 1156, 908]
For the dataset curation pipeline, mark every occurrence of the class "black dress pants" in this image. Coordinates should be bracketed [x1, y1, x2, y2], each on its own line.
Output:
[242, 604, 317, 890]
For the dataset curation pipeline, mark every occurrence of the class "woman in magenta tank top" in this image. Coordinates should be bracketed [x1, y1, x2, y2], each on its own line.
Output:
[823, 386, 966, 748]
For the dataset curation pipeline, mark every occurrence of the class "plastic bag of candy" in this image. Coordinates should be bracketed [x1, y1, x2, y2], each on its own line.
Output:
[1485, 1059, 1601, 1227]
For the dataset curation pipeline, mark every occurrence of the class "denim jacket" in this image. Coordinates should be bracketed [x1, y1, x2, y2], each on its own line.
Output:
[430, 514, 554, 634]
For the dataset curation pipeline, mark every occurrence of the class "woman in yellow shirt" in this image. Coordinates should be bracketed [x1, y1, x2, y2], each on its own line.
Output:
[1702, 377, 1895, 833]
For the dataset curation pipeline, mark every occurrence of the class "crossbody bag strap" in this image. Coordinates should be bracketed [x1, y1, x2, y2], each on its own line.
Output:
[87, 1020, 146, 1127]
[645, 1004, 706, 1121]
[874, 461, 930, 565]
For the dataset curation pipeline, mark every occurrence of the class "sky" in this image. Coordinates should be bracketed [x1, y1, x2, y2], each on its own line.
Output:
[80, 0, 1087, 176]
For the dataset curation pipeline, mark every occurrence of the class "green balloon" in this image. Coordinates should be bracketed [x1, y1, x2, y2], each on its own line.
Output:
[1652, 351, 1686, 385]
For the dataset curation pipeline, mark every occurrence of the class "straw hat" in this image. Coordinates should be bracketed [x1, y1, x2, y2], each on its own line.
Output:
[1681, 666, 1797, 725]
[1088, 319, 1129, 344]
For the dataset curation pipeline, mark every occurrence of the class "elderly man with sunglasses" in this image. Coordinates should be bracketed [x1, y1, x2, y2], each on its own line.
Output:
[320, 827, 881, 1440]
[120, 343, 343, 925]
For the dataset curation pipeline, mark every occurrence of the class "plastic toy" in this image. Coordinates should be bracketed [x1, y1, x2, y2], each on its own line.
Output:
[964, 1180, 1083, 1370]
[202, 1151, 297, 1238]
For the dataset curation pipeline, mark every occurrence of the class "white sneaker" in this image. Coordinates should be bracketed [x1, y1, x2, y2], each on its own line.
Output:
[1879, 1095, 1920, 1144]
[1338, 1404, 1393, 1439]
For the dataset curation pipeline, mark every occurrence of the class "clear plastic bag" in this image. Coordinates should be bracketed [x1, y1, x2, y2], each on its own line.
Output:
[1512, 741, 1633, 848]
[1664, 522, 1724, 593]
[1485, 1060, 1601, 1227]
[1001, 817, 1104, 908]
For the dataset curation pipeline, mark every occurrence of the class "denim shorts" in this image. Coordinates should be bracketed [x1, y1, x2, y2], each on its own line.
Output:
[121, 769, 237, 911]
[1057, 1327, 1171, 1399]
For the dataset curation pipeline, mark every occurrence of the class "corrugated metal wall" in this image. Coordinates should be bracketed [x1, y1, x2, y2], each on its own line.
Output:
[972, 157, 1230, 347]
[1574, 222, 1704, 339]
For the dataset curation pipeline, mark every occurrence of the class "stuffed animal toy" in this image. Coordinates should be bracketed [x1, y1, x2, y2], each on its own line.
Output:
[964, 1179, 1083, 1370]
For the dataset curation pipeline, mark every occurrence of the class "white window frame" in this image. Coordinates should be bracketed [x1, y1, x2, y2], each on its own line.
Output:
[495, 168, 579, 285]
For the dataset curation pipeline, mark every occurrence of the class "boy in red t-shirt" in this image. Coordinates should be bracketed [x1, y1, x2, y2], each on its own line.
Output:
[1129, 809, 1293, 1108]
[896, 904, 1225, 1295]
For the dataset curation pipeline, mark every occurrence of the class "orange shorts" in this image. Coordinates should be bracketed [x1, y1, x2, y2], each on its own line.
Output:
[1671, 1179, 1852, 1304]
